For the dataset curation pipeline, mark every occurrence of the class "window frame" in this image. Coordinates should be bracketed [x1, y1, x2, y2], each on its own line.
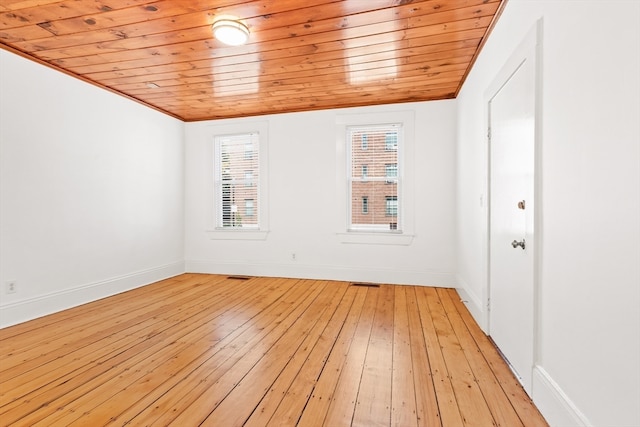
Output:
[214, 132, 260, 230]
[347, 123, 402, 233]
[335, 110, 415, 246]
[206, 121, 269, 241]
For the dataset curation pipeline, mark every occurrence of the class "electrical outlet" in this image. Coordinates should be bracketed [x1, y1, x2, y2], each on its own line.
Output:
[6, 281, 16, 294]
[291, 253, 296, 261]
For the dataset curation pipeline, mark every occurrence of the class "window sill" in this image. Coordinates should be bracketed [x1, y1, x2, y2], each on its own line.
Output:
[207, 230, 269, 241]
[336, 232, 414, 246]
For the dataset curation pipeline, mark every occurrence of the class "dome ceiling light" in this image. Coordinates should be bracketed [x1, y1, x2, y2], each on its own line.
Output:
[212, 18, 250, 46]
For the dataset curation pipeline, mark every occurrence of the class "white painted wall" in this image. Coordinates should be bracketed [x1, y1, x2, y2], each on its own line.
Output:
[0, 50, 185, 328]
[456, 1, 640, 426]
[185, 101, 457, 287]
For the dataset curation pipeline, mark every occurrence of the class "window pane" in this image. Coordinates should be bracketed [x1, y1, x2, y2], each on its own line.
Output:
[348, 125, 400, 231]
[385, 133, 398, 150]
[386, 196, 398, 216]
[245, 199, 254, 216]
[215, 133, 259, 229]
[385, 163, 397, 180]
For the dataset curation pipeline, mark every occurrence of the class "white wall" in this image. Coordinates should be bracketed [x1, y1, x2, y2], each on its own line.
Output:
[0, 50, 185, 328]
[456, 1, 640, 426]
[185, 101, 457, 287]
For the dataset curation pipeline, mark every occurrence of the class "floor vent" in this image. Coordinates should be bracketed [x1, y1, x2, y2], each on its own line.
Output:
[227, 276, 251, 280]
[350, 282, 380, 288]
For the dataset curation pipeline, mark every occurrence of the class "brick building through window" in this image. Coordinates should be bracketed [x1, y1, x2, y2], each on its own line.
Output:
[348, 125, 400, 231]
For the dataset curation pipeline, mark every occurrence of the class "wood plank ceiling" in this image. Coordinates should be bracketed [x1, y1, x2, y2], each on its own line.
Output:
[0, 0, 506, 122]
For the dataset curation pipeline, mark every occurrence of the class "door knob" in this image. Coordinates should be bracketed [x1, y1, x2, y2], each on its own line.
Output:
[511, 239, 526, 250]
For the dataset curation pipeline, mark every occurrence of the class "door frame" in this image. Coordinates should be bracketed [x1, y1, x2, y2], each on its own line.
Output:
[483, 19, 543, 394]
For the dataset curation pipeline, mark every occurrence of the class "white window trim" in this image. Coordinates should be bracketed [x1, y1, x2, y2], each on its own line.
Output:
[205, 121, 269, 241]
[336, 110, 415, 246]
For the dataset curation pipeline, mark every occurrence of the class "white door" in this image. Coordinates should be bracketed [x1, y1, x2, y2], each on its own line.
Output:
[488, 30, 537, 395]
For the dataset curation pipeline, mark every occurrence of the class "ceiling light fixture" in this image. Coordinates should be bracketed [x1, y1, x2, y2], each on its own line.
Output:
[212, 18, 249, 46]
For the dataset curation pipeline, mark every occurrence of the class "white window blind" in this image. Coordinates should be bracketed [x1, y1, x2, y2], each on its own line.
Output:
[348, 124, 401, 231]
[214, 133, 260, 229]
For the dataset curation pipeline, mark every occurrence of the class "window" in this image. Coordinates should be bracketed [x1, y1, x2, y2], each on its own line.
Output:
[214, 132, 260, 229]
[385, 163, 397, 183]
[336, 110, 414, 245]
[385, 196, 398, 216]
[244, 170, 253, 186]
[245, 199, 254, 217]
[207, 121, 269, 241]
[385, 132, 398, 151]
[347, 124, 401, 231]
[244, 142, 254, 159]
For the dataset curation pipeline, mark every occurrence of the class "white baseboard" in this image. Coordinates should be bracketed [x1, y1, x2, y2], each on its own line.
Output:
[0, 261, 185, 329]
[185, 259, 457, 288]
[455, 275, 488, 332]
[532, 366, 592, 427]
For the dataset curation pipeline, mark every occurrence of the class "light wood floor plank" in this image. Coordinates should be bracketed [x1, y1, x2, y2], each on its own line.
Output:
[274, 286, 371, 427]
[424, 287, 495, 427]
[414, 286, 465, 426]
[121, 278, 312, 426]
[0, 276, 240, 419]
[168, 280, 329, 426]
[0, 274, 186, 342]
[0, 274, 212, 375]
[406, 287, 442, 427]
[242, 283, 357, 427]
[437, 288, 524, 427]
[52, 276, 282, 426]
[200, 281, 346, 426]
[299, 286, 378, 427]
[445, 288, 549, 427]
[352, 284, 394, 427]
[0, 275, 548, 427]
[391, 286, 418, 427]
[3, 276, 264, 425]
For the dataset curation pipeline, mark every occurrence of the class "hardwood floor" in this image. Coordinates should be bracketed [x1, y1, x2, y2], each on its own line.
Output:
[0, 274, 548, 426]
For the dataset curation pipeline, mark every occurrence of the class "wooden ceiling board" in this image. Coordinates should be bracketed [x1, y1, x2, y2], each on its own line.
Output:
[0, 0, 507, 121]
